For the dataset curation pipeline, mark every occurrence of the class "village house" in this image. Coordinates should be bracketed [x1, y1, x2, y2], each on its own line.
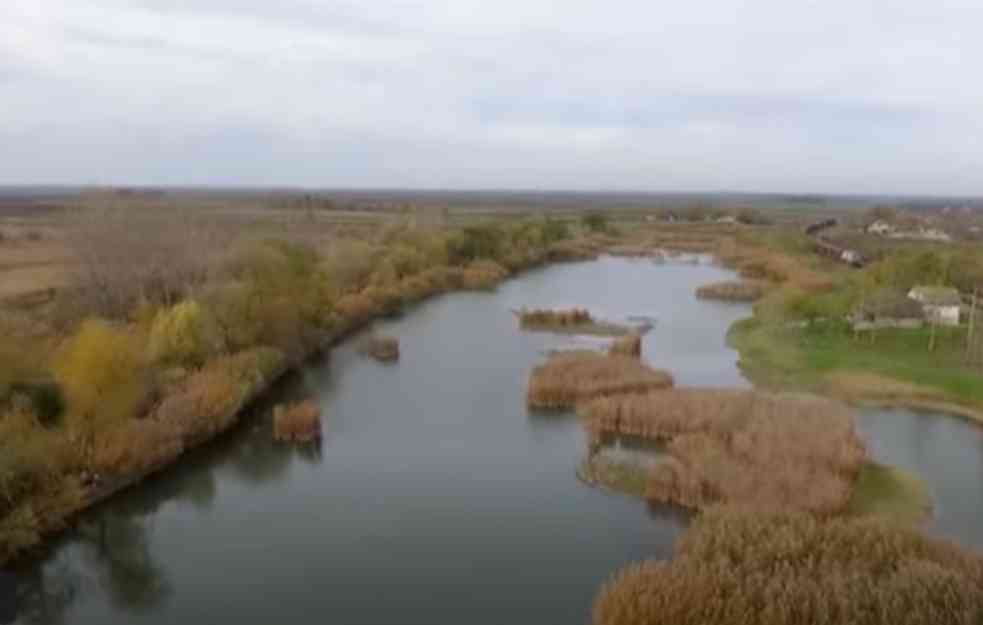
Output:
[908, 286, 962, 326]
[852, 288, 924, 331]
[865, 219, 894, 236]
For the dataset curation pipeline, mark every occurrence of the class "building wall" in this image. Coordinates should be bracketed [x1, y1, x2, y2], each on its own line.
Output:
[926, 305, 960, 326]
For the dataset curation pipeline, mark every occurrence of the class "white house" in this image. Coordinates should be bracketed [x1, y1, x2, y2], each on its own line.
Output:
[866, 220, 894, 236]
[908, 286, 962, 326]
[840, 249, 863, 266]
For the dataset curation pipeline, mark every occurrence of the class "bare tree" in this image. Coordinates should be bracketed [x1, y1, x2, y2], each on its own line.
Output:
[65, 208, 230, 318]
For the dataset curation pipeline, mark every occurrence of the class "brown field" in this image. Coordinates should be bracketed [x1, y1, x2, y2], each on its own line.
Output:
[580, 389, 865, 515]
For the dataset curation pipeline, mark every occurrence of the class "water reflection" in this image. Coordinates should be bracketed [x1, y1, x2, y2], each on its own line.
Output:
[10, 372, 326, 624]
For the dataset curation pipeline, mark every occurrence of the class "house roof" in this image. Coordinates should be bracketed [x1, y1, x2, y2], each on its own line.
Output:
[910, 286, 962, 306]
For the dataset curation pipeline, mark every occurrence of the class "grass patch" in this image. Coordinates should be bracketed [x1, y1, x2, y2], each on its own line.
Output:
[847, 461, 931, 525]
[729, 317, 983, 410]
[577, 456, 650, 498]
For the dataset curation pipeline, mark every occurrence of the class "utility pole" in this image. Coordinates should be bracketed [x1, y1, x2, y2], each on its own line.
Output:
[968, 287, 979, 365]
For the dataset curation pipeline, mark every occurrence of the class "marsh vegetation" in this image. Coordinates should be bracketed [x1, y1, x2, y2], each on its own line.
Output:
[526, 351, 674, 410]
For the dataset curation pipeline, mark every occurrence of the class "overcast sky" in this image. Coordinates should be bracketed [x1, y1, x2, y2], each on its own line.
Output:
[2, 1, 982, 194]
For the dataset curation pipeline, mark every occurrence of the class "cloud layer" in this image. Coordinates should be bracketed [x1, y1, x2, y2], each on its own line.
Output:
[2, 0, 982, 194]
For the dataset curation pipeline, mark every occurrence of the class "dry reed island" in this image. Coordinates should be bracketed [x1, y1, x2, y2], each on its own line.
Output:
[3, 198, 983, 623]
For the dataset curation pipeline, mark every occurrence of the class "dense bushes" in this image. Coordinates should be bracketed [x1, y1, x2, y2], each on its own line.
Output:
[593, 507, 983, 625]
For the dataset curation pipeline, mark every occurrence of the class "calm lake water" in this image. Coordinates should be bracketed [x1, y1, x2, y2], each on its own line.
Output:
[7, 257, 983, 624]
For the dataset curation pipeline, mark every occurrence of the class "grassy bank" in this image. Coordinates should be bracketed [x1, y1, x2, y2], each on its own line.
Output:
[846, 461, 931, 525]
[729, 317, 983, 421]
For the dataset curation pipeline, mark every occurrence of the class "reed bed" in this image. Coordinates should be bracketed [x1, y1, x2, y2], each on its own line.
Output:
[360, 335, 400, 362]
[527, 352, 674, 410]
[593, 506, 983, 625]
[580, 390, 865, 515]
[273, 400, 322, 442]
[517, 308, 633, 336]
[695, 280, 765, 302]
[608, 333, 642, 358]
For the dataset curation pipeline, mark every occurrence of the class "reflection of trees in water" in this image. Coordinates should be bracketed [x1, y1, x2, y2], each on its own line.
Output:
[10, 510, 167, 624]
[10, 371, 328, 622]
[8, 562, 78, 625]
[75, 514, 171, 613]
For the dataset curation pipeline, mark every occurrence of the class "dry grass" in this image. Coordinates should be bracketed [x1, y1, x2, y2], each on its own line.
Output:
[580, 390, 865, 515]
[360, 335, 400, 362]
[608, 333, 642, 358]
[517, 308, 634, 337]
[273, 400, 322, 442]
[527, 352, 674, 410]
[695, 280, 765, 302]
[593, 506, 983, 625]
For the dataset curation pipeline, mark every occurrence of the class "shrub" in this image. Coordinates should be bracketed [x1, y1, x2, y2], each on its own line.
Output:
[527, 352, 674, 410]
[273, 400, 321, 442]
[582, 212, 610, 233]
[148, 300, 218, 368]
[360, 335, 400, 362]
[593, 507, 983, 625]
[447, 224, 506, 264]
[153, 347, 285, 444]
[53, 320, 148, 459]
[461, 260, 508, 290]
[10, 382, 64, 427]
[324, 240, 378, 292]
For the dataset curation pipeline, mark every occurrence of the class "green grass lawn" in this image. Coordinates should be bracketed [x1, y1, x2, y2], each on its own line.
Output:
[847, 462, 931, 525]
[729, 316, 983, 408]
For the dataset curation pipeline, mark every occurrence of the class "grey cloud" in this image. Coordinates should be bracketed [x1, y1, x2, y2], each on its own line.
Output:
[1, 0, 982, 194]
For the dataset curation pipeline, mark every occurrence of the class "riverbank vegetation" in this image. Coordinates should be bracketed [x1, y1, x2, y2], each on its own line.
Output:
[593, 506, 983, 625]
[695, 280, 765, 302]
[360, 335, 400, 362]
[580, 390, 865, 515]
[0, 208, 585, 562]
[527, 351, 674, 410]
[608, 333, 642, 358]
[273, 400, 322, 442]
[516, 308, 638, 336]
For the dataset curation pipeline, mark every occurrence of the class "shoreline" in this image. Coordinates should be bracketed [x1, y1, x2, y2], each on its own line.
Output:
[4, 255, 602, 566]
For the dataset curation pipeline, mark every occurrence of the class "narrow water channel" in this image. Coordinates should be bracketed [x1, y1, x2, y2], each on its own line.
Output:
[8, 257, 983, 624]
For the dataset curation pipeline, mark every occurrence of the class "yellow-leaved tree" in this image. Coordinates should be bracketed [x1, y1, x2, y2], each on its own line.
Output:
[53, 319, 147, 467]
[148, 300, 217, 368]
